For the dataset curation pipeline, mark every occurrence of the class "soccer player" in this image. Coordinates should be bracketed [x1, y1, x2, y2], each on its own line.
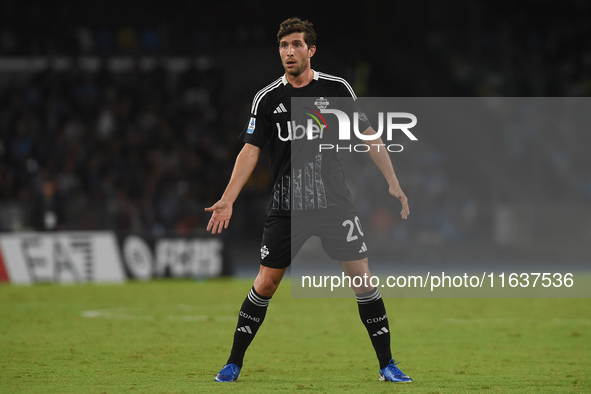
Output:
[205, 17, 412, 383]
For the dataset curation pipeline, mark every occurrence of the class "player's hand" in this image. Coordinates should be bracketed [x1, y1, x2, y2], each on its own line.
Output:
[204, 200, 233, 234]
[389, 184, 410, 220]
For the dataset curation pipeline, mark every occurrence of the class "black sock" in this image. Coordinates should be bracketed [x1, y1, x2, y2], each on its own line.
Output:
[226, 287, 271, 368]
[356, 288, 392, 369]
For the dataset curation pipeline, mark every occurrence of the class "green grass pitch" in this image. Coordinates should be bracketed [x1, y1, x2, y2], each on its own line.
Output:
[1, 279, 590, 393]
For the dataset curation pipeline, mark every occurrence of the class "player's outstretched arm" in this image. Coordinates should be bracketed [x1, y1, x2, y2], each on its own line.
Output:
[205, 143, 261, 234]
[362, 127, 410, 220]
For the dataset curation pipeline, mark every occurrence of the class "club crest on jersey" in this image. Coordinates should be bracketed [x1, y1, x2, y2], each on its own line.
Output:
[247, 117, 256, 134]
[315, 97, 329, 110]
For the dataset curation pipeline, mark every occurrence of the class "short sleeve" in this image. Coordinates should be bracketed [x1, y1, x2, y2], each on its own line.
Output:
[337, 81, 372, 133]
[239, 110, 271, 149]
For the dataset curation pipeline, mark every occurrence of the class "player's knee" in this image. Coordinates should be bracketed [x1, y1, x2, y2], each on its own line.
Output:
[254, 276, 281, 297]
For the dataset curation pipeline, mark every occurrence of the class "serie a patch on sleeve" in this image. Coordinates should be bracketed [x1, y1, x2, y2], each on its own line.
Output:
[247, 117, 256, 134]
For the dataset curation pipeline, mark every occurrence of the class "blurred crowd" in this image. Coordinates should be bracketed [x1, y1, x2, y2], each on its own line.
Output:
[1, 0, 590, 246]
[0, 59, 246, 235]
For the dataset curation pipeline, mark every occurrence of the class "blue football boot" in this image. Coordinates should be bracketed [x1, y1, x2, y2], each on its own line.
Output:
[215, 363, 241, 382]
[379, 359, 413, 383]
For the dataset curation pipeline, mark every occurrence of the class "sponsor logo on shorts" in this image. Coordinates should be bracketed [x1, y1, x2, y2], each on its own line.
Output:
[359, 242, 367, 253]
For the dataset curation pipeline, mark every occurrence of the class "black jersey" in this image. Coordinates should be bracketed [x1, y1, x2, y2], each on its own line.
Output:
[239, 71, 370, 216]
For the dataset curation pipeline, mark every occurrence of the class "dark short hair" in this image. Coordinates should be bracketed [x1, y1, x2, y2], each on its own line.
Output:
[277, 17, 317, 48]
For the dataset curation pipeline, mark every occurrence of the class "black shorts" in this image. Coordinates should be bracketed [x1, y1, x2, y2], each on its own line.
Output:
[259, 212, 368, 269]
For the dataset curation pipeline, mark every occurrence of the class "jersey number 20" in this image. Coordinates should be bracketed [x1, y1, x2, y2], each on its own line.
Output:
[342, 216, 364, 242]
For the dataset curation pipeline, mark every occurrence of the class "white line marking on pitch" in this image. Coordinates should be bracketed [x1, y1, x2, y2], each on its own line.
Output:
[80, 308, 236, 322]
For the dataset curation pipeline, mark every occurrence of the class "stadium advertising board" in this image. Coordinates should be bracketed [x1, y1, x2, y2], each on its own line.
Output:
[121, 234, 224, 280]
[0, 232, 225, 284]
[0, 232, 125, 284]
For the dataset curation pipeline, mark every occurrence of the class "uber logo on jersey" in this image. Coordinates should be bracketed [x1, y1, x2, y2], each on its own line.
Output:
[276, 119, 326, 141]
[247, 117, 256, 134]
